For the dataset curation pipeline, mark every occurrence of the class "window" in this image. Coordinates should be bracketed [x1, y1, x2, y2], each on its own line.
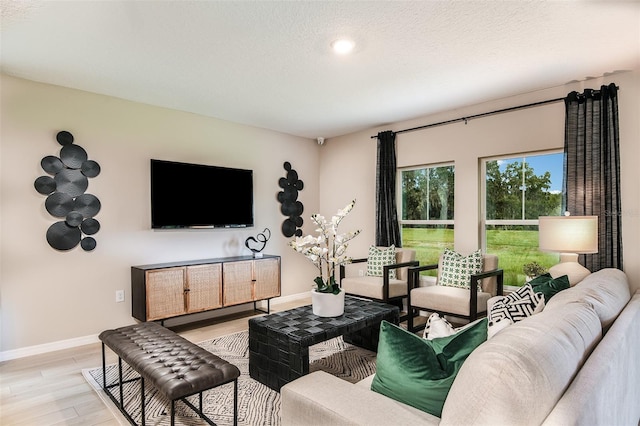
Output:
[482, 152, 564, 286]
[399, 164, 454, 269]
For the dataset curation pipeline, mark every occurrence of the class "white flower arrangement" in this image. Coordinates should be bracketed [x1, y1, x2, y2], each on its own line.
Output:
[289, 199, 361, 294]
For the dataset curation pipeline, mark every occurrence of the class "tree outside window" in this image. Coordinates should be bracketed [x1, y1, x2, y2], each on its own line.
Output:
[484, 152, 563, 286]
[400, 165, 454, 270]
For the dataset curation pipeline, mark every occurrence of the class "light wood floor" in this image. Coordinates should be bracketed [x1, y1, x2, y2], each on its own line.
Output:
[0, 298, 310, 426]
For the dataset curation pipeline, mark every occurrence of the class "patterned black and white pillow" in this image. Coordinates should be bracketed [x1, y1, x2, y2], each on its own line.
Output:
[488, 283, 544, 338]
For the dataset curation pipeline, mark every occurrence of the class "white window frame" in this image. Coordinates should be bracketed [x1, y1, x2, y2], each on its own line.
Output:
[480, 150, 563, 251]
[398, 162, 455, 229]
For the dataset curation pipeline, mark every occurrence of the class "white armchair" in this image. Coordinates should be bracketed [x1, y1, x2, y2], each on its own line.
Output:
[340, 247, 418, 319]
[407, 253, 503, 332]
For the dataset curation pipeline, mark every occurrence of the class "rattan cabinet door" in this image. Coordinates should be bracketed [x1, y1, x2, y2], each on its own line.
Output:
[145, 267, 186, 320]
[186, 263, 222, 313]
[222, 260, 254, 306]
[254, 257, 281, 300]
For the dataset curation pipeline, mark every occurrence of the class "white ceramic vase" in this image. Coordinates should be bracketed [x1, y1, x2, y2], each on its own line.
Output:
[311, 289, 345, 317]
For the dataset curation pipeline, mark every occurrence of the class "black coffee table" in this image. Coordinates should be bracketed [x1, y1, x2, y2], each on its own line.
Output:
[248, 296, 399, 391]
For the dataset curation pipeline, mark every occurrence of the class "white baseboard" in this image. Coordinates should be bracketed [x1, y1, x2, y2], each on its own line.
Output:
[0, 292, 311, 362]
[0, 334, 100, 362]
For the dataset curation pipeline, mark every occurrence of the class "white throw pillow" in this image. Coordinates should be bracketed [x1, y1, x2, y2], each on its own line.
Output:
[439, 248, 483, 290]
[424, 312, 484, 340]
[423, 313, 455, 339]
[366, 245, 396, 279]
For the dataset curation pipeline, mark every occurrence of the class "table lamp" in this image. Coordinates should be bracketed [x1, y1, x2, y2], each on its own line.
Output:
[538, 215, 598, 286]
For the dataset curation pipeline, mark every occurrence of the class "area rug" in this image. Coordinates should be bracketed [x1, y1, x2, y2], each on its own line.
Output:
[83, 330, 377, 425]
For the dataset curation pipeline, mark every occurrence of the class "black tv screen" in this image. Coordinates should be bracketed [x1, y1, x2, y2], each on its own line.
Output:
[150, 159, 254, 229]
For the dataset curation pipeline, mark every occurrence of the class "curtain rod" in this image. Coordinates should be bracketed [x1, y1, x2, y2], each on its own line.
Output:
[370, 97, 565, 139]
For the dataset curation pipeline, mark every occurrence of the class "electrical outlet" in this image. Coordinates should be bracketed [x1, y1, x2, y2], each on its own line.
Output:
[115, 290, 125, 303]
[358, 269, 364, 277]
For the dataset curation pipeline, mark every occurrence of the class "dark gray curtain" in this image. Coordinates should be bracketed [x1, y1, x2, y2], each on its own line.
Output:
[375, 131, 402, 247]
[563, 83, 622, 271]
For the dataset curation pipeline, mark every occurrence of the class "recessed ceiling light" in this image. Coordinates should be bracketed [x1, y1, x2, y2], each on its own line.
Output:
[331, 39, 355, 55]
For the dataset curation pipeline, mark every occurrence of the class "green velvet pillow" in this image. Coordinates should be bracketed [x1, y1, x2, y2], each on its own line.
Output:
[529, 273, 570, 302]
[371, 318, 487, 417]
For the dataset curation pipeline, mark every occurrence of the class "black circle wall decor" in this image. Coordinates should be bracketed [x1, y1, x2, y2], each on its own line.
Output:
[65, 211, 84, 227]
[277, 161, 304, 237]
[35, 130, 101, 251]
[81, 160, 101, 178]
[34, 175, 57, 195]
[46, 221, 82, 251]
[45, 192, 74, 217]
[81, 218, 100, 235]
[81, 237, 97, 251]
[54, 168, 88, 197]
[60, 144, 88, 169]
[56, 130, 74, 145]
[41, 156, 64, 174]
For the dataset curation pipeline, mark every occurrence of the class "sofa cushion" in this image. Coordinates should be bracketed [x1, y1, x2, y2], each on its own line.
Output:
[411, 285, 492, 317]
[529, 273, 570, 302]
[371, 318, 487, 417]
[440, 301, 602, 426]
[439, 248, 483, 289]
[367, 245, 396, 279]
[545, 268, 630, 330]
[281, 370, 440, 426]
[341, 276, 408, 299]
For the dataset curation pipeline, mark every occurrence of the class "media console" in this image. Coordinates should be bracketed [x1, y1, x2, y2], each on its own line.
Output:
[131, 254, 281, 323]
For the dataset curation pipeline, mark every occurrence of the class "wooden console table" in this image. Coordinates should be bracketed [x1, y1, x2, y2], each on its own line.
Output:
[131, 254, 280, 323]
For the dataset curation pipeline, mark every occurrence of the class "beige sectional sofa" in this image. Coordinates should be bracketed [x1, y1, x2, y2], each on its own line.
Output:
[281, 268, 640, 425]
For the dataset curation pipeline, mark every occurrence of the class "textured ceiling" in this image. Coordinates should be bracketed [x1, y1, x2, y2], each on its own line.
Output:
[1, 1, 639, 139]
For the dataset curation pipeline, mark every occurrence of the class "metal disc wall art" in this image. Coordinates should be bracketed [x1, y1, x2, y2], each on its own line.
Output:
[277, 162, 304, 237]
[34, 130, 102, 251]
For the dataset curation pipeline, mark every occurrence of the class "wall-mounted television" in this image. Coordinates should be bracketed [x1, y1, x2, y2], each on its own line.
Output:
[150, 159, 254, 229]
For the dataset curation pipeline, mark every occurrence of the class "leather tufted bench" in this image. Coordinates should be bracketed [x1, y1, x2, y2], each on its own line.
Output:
[99, 322, 240, 426]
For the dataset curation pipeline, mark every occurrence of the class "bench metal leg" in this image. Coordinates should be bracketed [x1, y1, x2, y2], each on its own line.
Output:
[234, 379, 238, 426]
[118, 357, 124, 409]
[101, 343, 107, 390]
[141, 377, 145, 426]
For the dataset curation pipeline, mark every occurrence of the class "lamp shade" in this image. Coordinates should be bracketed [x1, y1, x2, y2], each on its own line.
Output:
[538, 216, 598, 254]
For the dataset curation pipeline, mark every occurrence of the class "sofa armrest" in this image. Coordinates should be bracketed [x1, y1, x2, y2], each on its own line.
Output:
[281, 371, 440, 426]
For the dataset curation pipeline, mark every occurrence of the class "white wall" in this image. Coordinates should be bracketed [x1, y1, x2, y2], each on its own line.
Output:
[320, 70, 639, 293]
[2, 70, 638, 357]
[0, 75, 321, 355]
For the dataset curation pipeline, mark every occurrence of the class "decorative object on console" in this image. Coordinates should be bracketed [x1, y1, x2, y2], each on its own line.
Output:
[277, 161, 304, 237]
[34, 130, 101, 251]
[289, 200, 361, 317]
[244, 227, 271, 257]
[538, 214, 598, 286]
